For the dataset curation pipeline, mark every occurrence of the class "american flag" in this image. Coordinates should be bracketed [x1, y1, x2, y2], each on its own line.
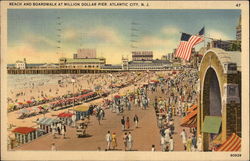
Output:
[175, 27, 204, 61]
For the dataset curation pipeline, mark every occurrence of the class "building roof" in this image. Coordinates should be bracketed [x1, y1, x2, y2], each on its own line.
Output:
[58, 112, 73, 118]
[7, 64, 15, 67]
[36, 117, 60, 125]
[63, 58, 105, 63]
[26, 64, 46, 67]
[12, 127, 36, 134]
[40, 63, 59, 67]
[101, 65, 122, 69]
[128, 59, 170, 64]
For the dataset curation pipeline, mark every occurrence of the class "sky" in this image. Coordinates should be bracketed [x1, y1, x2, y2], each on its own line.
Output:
[7, 9, 241, 64]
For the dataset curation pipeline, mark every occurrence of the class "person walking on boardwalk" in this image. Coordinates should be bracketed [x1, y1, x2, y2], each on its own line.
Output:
[105, 131, 112, 150]
[180, 129, 187, 150]
[151, 144, 156, 151]
[123, 132, 128, 151]
[61, 124, 66, 139]
[126, 117, 130, 130]
[51, 143, 56, 151]
[186, 136, 192, 152]
[133, 114, 139, 128]
[160, 136, 166, 152]
[71, 113, 76, 127]
[51, 123, 56, 139]
[191, 134, 197, 151]
[169, 136, 174, 152]
[127, 132, 133, 151]
[111, 132, 117, 150]
[197, 134, 202, 152]
[57, 123, 61, 135]
[121, 116, 125, 131]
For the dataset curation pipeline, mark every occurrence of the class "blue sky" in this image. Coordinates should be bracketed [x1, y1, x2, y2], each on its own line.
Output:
[7, 9, 241, 64]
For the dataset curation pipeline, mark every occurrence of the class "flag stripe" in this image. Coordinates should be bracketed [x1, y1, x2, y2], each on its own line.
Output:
[175, 33, 204, 61]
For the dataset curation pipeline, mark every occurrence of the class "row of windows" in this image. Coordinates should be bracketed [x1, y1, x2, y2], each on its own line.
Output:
[63, 65, 100, 68]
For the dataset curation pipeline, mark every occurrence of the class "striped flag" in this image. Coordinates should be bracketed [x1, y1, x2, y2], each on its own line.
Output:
[175, 28, 204, 61]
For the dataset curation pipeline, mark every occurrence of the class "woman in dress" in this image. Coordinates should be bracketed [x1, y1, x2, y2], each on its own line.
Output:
[111, 132, 117, 150]
[123, 133, 128, 151]
[126, 117, 130, 130]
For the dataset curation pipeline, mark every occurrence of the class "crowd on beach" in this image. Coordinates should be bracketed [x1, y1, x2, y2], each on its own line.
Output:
[9, 68, 205, 152]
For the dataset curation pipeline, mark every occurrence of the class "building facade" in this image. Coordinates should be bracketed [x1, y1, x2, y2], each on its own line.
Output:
[132, 51, 153, 61]
[15, 58, 26, 69]
[59, 57, 106, 69]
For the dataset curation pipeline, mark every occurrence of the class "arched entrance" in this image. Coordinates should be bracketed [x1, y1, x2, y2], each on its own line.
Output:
[202, 67, 222, 150]
[198, 48, 241, 152]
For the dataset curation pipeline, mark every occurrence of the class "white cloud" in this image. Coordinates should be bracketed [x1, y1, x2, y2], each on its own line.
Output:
[7, 43, 73, 64]
[63, 28, 80, 41]
[24, 33, 56, 47]
[161, 26, 180, 36]
[137, 36, 178, 50]
[87, 26, 123, 44]
[206, 30, 232, 40]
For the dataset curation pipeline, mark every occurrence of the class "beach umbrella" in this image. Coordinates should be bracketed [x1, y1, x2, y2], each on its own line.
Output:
[95, 85, 102, 91]
[8, 104, 15, 109]
[114, 95, 121, 99]
[32, 107, 40, 113]
[26, 100, 32, 104]
[21, 109, 29, 114]
[74, 104, 90, 112]
[42, 105, 49, 109]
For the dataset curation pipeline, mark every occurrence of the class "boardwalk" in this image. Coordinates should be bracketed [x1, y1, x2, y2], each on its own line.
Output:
[14, 92, 160, 151]
[13, 87, 191, 151]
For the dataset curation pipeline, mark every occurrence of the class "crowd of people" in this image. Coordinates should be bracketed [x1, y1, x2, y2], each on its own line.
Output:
[149, 68, 202, 152]
[51, 122, 67, 139]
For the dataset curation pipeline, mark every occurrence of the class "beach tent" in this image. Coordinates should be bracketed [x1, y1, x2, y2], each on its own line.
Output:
[8, 104, 15, 112]
[74, 104, 90, 121]
[94, 85, 102, 91]
[26, 100, 32, 104]
[12, 127, 37, 144]
[57, 112, 73, 125]
[36, 117, 60, 133]
[114, 95, 121, 99]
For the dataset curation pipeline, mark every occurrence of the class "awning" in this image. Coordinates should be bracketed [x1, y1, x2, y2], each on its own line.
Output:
[37, 117, 60, 125]
[202, 116, 222, 134]
[187, 104, 197, 113]
[74, 104, 90, 112]
[215, 133, 241, 151]
[180, 109, 197, 128]
[12, 127, 36, 134]
[58, 112, 73, 118]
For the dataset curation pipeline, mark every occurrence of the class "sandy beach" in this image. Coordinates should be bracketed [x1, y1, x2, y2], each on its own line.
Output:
[7, 71, 169, 137]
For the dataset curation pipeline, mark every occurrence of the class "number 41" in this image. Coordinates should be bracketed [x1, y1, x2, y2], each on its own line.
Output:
[236, 3, 241, 7]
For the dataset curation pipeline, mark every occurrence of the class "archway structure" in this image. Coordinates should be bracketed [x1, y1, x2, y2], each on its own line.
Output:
[198, 48, 241, 151]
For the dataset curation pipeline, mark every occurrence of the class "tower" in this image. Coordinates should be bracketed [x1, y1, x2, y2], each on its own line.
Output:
[122, 56, 129, 70]
[236, 15, 241, 41]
